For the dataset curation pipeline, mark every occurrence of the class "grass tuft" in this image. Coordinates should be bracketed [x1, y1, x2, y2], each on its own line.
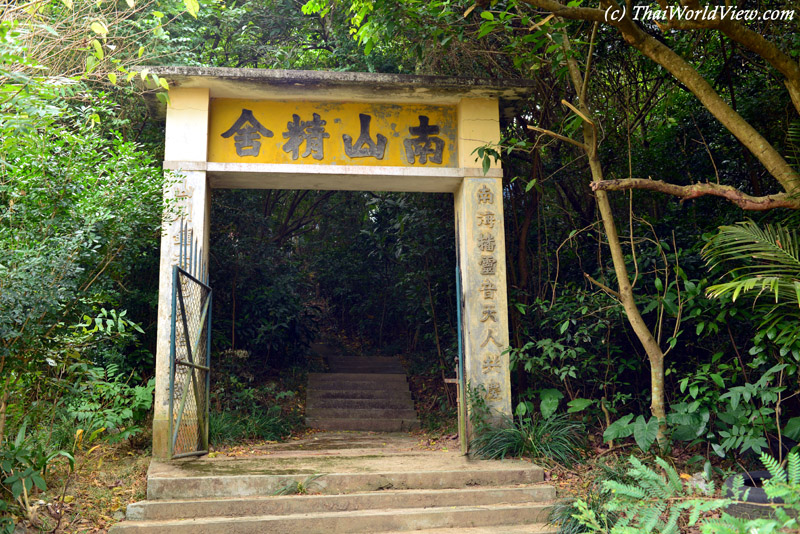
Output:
[469, 413, 586, 466]
[209, 406, 292, 445]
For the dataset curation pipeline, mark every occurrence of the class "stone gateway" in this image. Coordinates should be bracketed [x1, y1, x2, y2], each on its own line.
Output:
[151, 67, 533, 458]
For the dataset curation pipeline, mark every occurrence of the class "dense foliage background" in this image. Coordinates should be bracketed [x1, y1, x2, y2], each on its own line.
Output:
[2, 0, 799, 530]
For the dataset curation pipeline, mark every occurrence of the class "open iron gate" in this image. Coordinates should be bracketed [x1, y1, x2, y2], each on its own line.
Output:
[169, 222, 212, 459]
[456, 247, 467, 454]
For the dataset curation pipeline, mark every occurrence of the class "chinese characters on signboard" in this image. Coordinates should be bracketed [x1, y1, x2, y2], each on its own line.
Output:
[216, 105, 450, 166]
[220, 109, 273, 157]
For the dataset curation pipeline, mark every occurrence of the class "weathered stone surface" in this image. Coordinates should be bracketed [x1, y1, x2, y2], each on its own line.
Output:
[111, 432, 556, 534]
[112, 502, 553, 533]
[144, 67, 535, 118]
[127, 486, 555, 520]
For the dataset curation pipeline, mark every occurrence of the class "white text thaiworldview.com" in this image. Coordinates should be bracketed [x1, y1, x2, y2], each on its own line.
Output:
[604, 4, 795, 22]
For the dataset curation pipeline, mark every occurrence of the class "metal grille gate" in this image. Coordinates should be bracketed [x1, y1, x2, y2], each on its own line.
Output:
[169, 222, 212, 459]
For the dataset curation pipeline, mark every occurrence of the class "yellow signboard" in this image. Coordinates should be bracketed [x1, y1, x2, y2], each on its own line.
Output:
[208, 99, 458, 167]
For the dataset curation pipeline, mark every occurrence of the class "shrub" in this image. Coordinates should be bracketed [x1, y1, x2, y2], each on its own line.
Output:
[569, 452, 800, 534]
[59, 364, 155, 447]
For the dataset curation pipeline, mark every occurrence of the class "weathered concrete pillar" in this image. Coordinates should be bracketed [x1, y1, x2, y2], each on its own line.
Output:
[454, 99, 511, 425]
[153, 88, 211, 458]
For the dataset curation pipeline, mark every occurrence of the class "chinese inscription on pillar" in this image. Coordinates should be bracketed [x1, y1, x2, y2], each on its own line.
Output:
[474, 183, 503, 404]
[169, 181, 194, 266]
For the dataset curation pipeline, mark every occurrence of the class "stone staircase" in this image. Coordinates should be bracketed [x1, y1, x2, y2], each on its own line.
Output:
[109, 432, 558, 533]
[306, 354, 419, 431]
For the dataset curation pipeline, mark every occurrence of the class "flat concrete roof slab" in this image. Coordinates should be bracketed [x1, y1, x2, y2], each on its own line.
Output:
[151, 66, 535, 101]
[144, 67, 535, 117]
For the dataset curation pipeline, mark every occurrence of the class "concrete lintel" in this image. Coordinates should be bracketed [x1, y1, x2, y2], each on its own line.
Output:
[186, 162, 502, 192]
[163, 161, 208, 171]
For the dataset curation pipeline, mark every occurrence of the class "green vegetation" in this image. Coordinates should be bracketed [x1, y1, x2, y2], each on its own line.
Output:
[470, 413, 586, 465]
[564, 452, 800, 533]
[272, 474, 324, 496]
[0, 2, 191, 528]
[469, 385, 586, 465]
[209, 407, 293, 445]
[3, 0, 800, 530]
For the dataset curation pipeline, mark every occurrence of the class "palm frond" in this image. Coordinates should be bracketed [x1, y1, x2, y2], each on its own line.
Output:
[702, 220, 800, 310]
[703, 220, 799, 274]
[788, 119, 800, 169]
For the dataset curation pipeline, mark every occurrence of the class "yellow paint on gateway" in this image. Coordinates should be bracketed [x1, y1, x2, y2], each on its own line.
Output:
[208, 99, 458, 167]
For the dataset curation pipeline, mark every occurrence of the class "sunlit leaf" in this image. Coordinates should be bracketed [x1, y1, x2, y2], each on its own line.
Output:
[90, 21, 108, 37]
[91, 39, 104, 59]
[184, 0, 200, 18]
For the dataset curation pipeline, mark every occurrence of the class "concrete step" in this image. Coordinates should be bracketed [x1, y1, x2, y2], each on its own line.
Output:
[147, 465, 543, 500]
[307, 380, 412, 391]
[326, 355, 403, 367]
[307, 389, 413, 400]
[327, 366, 406, 373]
[305, 417, 419, 432]
[126, 486, 556, 521]
[110, 502, 553, 533]
[327, 359, 405, 366]
[307, 398, 415, 410]
[328, 361, 406, 375]
[373, 525, 558, 534]
[308, 373, 408, 383]
[306, 407, 418, 419]
[326, 360, 405, 373]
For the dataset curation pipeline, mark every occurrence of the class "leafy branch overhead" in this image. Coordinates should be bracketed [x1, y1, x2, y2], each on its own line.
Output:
[500, 0, 800, 209]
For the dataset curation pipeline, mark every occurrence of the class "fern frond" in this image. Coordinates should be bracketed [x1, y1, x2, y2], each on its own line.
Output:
[603, 480, 647, 500]
[656, 456, 684, 494]
[700, 514, 750, 534]
[727, 474, 749, 501]
[626, 457, 673, 499]
[788, 452, 800, 485]
[639, 502, 665, 531]
[662, 504, 683, 534]
[687, 502, 705, 525]
[761, 452, 787, 483]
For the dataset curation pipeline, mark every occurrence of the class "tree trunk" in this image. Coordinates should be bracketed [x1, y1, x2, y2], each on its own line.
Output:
[425, 256, 454, 407]
[0, 366, 9, 447]
[562, 24, 668, 444]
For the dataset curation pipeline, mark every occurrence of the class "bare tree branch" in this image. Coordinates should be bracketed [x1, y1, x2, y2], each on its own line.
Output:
[527, 125, 587, 149]
[590, 178, 800, 210]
